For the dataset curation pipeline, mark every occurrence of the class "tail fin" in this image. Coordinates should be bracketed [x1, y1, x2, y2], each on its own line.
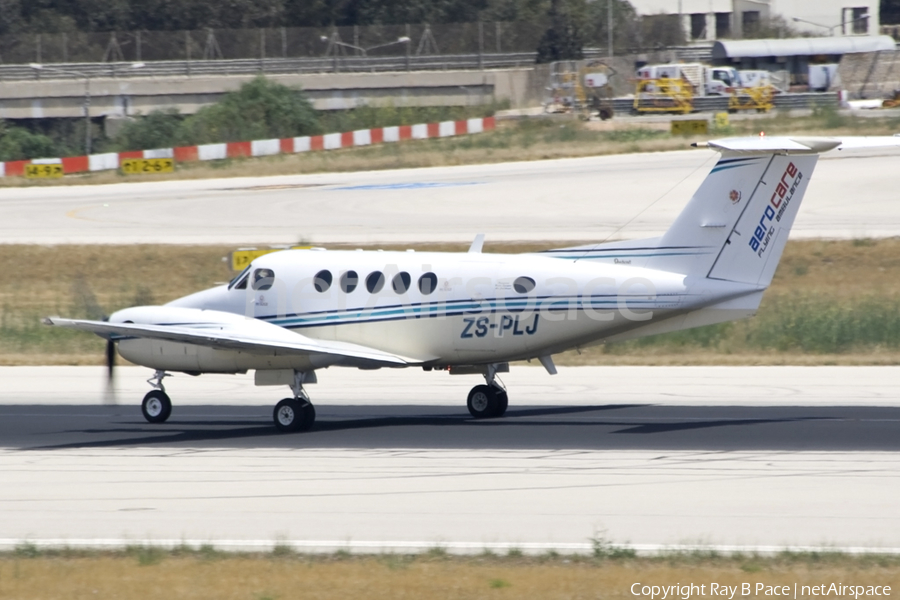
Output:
[646, 136, 846, 285]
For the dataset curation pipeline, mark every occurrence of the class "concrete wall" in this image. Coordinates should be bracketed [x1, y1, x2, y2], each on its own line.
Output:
[0, 68, 543, 122]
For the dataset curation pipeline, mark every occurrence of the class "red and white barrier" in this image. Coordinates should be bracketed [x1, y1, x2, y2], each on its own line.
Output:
[1, 116, 496, 178]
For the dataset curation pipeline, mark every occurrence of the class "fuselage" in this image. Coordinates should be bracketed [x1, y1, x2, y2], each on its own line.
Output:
[113, 248, 762, 372]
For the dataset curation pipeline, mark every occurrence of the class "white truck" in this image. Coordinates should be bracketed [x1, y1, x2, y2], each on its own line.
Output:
[636, 63, 774, 97]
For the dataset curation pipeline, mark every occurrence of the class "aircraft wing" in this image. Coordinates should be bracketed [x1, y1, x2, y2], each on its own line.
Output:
[43, 313, 425, 367]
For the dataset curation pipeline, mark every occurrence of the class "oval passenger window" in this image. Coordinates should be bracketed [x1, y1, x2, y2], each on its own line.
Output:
[513, 276, 535, 294]
[340, 270, 359, 293]
[366, 271, 385, 294]
[392, 272, 411, 293]
[314, 270, 333, 292]
[418, 272, 438, 295]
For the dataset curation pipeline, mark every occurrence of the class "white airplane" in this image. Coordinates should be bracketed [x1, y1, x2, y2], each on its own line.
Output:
[45, 135, 900, 432]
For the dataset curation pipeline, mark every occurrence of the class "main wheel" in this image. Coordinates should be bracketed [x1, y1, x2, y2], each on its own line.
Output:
[273, 398, 316, 433]
[141, 390, 172, 423]
[493, 388, 509, 417]
[467, 385, 499, 419]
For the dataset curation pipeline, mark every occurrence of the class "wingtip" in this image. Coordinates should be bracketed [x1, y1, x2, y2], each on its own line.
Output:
[42, 316, 56, 326]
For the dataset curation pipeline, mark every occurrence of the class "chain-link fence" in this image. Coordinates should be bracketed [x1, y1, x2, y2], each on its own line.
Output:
[0, 23, 550, 65]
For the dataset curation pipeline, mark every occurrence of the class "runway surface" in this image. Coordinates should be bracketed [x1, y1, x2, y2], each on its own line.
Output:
[2, 366, 899, 551]
[2, 146, 900, 245]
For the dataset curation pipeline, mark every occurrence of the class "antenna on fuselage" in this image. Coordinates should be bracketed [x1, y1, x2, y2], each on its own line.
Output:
[468, 233, 485, 253]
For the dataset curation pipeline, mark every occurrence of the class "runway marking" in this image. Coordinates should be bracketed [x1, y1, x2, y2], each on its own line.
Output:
[65, 205, 104, 222]
[330, 182, 483, 191]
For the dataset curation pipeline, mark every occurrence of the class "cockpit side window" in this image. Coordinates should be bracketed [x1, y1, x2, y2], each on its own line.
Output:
[251, 268, 276, 291]
[228, 266, 251, 290]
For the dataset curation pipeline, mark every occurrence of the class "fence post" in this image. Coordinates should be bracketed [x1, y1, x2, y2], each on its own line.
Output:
[260, 28, 266, 72]
[405, 24, 411, 71]
[136, 31, 141, 62]
[478, 21, 484, 70]
[281, 26, 287, 58]
[496, 22, 501, 53]
[35, 34, 41, 65]
[63, 32, 68, 63]
[185, 30, 191, 76]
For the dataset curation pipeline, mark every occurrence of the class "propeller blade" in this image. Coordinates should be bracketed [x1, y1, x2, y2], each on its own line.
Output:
[104, 338, 118, 405]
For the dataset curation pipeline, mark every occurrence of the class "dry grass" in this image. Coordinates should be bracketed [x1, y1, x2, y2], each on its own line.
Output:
[3, 551, 900, 600]
[4, 239, 900, 365]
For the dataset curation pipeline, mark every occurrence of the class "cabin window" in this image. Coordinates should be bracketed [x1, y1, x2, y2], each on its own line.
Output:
[513, 276, 535, 294]
[366, 271, 385, 293]
[418, 272, 438, 295]
[251, 268, 275, 291]
[392, 272, 411, 293]
[314, 269, 333, 292]
[340, 270, 359, 293]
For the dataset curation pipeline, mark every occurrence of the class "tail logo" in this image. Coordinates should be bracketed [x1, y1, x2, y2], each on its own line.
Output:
[748, 162, 802, 257]
[729, 189, 742, 204]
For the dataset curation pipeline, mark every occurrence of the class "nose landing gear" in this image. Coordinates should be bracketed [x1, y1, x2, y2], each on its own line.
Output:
[141, 370, 172, 423]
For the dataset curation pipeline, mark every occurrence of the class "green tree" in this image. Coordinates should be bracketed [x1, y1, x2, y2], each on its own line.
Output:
[535, 0, 586, 63]
[0, 121, 57, 160]
[115, 108, 183, 152]
[177, 75, 319, 144]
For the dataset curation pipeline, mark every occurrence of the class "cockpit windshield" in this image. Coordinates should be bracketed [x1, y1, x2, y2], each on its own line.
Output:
[228, 266, 250, 290]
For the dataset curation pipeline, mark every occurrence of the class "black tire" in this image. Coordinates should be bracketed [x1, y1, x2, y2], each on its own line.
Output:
[493, 388, 509, 417]
[273, 398, 316, 433]
[141, 390, 172, 423]
[299, 401, 316, 431]
[467, 385, 499, 419]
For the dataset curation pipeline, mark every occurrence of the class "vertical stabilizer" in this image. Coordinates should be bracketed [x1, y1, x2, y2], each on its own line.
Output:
[645, 137, 843, 284]
[706, 153, 817, 285]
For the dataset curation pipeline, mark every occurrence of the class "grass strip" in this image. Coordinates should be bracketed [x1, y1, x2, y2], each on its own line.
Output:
[3, 544, 900, 600]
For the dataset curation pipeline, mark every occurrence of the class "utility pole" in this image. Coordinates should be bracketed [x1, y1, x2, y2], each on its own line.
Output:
[608, 0, 613, 58]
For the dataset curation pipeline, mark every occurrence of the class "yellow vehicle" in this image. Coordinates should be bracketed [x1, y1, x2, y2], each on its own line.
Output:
[633, 77, 694, 114]
[544, 60, 616, 120]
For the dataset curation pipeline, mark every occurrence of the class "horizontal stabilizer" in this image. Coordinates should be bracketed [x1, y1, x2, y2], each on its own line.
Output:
[694, 135, 900, 155]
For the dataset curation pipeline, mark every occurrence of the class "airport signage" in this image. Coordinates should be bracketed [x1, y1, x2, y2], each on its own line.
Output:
[121, 158, 175, 175]
[671, 120, 708, 135]
[25, 163, 64, 178]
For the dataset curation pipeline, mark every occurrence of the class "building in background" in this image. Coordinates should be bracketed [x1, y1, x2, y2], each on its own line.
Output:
[629, 0, 880, 41]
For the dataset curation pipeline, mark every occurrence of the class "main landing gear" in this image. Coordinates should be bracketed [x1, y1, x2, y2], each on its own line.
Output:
[138, 370, 318, 434]
[273, 371, 316, 433]
[466, 364, 509, 419]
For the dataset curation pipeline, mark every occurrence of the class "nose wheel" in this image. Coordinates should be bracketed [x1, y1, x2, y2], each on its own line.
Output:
[141, 390, 172, 423]
[141, 371, 173, 423]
